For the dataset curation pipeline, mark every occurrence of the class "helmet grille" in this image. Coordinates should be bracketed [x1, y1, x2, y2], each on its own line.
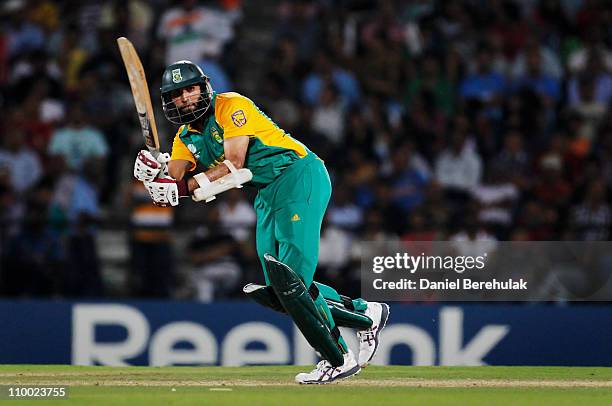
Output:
[162, 81, 213, 125]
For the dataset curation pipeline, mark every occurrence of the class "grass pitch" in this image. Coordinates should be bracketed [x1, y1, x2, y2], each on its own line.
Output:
[0, 365, 611, 405]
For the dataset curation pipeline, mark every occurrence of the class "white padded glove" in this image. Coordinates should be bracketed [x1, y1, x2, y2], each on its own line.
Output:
[143, 176, 184, 207]
[134, 150, 170, 182]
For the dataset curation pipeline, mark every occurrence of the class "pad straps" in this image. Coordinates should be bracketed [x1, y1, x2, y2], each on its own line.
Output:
[330, 326, 341, 346]
[340, 295, 355, 310]
[308, 283, 343, 351]
[308, 282, 320, 301]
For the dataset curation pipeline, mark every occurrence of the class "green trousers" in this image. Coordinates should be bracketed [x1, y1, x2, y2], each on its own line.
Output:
[255, 154, 330, 286]
[255, 154, 350, 351]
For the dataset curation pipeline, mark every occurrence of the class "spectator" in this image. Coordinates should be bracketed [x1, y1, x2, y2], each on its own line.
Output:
[99, 0, 155, 52]
[0, 130, 42, 195]
[511, 44, 561, 103]
[49, 167, 101, 232]
[318, 216, 352, 282]
[389, 142, 430, 213]
[345, 109, 376, 159]
[267, 36, 302, 100]
[402, 209, 441, 242]
[48, 105, 108, 173]
[511, 40, 563, 79]
[158, 0, 236, 64]
[10, 50, 63, 102]
[55, 24, 89, 93]
[63, 212, 103, 297]
[0, 170, 22, 238]
[567, 29, 612, 74]
[302, 51, 361, 107]
[290, 105, 331, 162]
[471, 168, 519, 239]
[357, 18, 403, 101]
[2, 200, 64, 296]
[435, 131, 482, 193]
[261, 73, 300, 133]
[571, 75, 608, 142]
[490, 1, 529, 60]
[276, 0, 321, 59]
[459, 44, 506, 117]
[567, 50, 612, 107]
[532, 152, 572, 208]
[450, 213, 498, 258]
[570, 180, 611, 241]
[404, 54, 455, 117]
[311, 82, 346, 144]
[491, 130, 530, 185]
[422, 182, 452, 234]
[5, 2, 45, 59]
[327, 185, 363, 231]
[187, 208, 242, 302]
[218, 189, 256, 242]
[127, 180, 175, 298]
[360, 0, 405, 48]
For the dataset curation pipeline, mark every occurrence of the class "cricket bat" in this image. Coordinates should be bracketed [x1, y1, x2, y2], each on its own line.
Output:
[117, 36, 161, 158]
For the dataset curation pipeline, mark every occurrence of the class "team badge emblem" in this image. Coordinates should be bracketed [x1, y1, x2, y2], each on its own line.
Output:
[172, 68, 182, 83]
[211, 127, 222, 143]
[231, 110, 247, 127]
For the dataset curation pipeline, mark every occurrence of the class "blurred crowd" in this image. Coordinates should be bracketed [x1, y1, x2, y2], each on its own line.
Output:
[0, 0, 611, 301]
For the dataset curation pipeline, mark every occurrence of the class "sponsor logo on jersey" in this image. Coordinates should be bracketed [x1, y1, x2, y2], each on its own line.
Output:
[231, 110, 247, 127]
[211, 127, 222, 143]
[187, 143, 200, 159]
[172, 69, 182, 83]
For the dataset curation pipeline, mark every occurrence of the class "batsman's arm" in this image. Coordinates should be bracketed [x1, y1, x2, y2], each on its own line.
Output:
[167, 134, 196, 181]
[187, 135, 250, 193]
[168, 159, 192, 181]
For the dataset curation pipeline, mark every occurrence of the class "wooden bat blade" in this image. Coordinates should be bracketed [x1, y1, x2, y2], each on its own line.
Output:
[117, 36, 160, 154]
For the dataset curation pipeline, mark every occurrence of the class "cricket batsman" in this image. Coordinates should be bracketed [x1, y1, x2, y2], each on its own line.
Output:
[133, 60, 390, 384]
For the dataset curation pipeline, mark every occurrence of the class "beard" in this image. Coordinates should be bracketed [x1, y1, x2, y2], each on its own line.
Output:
[178, 102, 198, 115]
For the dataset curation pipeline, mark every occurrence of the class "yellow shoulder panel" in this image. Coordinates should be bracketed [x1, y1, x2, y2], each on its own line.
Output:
[215, 92, 307, 157]
[215, 92, 256, 139]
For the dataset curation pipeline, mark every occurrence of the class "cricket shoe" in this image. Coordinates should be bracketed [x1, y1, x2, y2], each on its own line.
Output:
[357, 302, 390, 367]
[295, 350, 360, 384]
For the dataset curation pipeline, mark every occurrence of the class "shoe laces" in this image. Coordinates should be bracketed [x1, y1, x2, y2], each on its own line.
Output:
[314, 359, 332, 373]
[358, 326, 378, 345]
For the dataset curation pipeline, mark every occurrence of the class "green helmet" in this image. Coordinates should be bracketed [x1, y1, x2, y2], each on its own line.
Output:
[160, 60, 213, 125]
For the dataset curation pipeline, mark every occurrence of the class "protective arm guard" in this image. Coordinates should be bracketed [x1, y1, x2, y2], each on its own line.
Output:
[243, 283, 373, 330]
[192, 160, 252, 203]
[263, 254, 344, 367]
